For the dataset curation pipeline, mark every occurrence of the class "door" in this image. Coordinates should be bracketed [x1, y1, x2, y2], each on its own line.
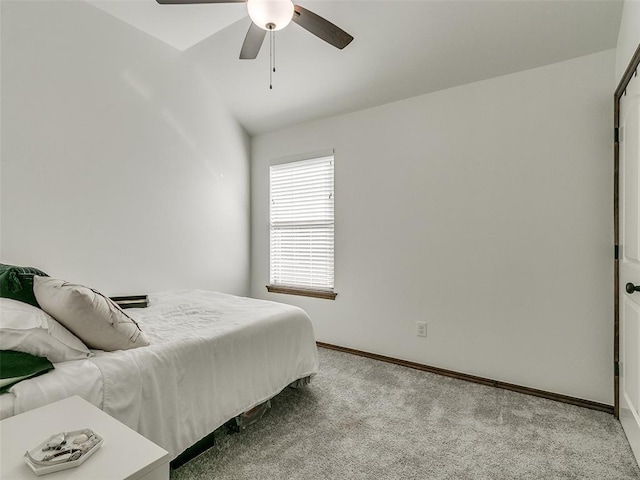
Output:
[620, 67, 640, 460]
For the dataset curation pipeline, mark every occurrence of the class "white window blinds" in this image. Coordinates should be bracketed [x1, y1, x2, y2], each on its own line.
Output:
[270, 155, 334, 291]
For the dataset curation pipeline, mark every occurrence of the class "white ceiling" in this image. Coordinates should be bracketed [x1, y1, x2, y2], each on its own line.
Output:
[86, 0, 623, 135]
[87, 0, 247, 51]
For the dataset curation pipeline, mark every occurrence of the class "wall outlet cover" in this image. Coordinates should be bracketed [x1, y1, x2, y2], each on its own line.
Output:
[417, 321, 427, 337]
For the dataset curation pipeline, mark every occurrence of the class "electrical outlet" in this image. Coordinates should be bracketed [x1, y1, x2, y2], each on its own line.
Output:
[416, 321, 427, 337]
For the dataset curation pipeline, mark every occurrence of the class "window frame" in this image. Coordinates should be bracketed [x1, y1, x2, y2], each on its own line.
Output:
[266, 151, 337, 300]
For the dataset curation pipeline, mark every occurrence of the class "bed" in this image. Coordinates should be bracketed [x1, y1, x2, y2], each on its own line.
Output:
[0, 290, 319, 460]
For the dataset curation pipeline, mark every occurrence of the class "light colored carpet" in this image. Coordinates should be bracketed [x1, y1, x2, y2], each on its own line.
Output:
[171, 347, 640, 479]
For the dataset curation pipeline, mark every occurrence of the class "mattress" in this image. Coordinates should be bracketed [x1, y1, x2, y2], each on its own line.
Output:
[3, 290, 319, 459]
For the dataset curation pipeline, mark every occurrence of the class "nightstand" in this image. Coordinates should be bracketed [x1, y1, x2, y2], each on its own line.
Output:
[0, 395, 170, 480]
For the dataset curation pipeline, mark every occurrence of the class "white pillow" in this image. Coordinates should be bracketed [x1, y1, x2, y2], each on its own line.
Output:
[0, 298, 92, 362]
[33, 277, 150, 351]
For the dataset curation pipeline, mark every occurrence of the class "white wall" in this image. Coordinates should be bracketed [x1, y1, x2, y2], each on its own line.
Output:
[251, 50, 615, 405]
[616, 0, 640, 83]
[1, 0, 250, 296]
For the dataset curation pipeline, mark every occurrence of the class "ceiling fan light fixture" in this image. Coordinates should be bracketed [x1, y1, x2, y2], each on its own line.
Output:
[247, 0, 294, 31]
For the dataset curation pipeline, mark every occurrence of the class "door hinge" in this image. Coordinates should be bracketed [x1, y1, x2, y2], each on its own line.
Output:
[615, 361, 621, 377]
[615, 244, 619, 260]
[615, 127, 619, 143]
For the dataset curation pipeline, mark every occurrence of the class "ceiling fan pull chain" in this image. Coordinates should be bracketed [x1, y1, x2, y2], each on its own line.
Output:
[269, 28, 272, 89]
[273, 30, 276, 73]
[269, 26, 273, 90]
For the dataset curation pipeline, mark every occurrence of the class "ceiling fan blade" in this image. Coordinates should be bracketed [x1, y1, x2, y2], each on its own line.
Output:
[240, 22, 267, 59]
[156, 0, 245, 4]
[292, 4, 353, 50]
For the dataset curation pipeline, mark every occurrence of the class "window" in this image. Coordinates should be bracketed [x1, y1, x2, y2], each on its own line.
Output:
[268, 155, 336, 299]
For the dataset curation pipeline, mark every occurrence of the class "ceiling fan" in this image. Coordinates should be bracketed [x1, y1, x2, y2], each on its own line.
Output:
[155, 0, 354, 60]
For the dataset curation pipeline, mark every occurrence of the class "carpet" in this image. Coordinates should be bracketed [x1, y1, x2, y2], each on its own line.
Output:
[171, 347, 639, 479]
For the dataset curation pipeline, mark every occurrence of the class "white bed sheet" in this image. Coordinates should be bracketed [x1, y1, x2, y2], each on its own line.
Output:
[5, 290, 319, 460]
[0, 392, 15, 420]
[10, 359, 103, 415]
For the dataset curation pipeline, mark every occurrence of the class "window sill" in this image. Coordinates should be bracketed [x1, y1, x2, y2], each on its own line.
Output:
[266, 285, 337, 300]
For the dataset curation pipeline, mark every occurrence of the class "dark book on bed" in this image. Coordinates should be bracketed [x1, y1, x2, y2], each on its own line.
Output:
[109, 295, 149, 309]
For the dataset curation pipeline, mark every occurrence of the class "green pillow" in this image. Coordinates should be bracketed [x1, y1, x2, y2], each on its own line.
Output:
[0, 263, 49, 308]
[0, 350, 54, 393]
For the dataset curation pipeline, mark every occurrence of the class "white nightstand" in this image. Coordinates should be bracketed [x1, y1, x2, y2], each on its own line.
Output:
[0, 396, 170, 480]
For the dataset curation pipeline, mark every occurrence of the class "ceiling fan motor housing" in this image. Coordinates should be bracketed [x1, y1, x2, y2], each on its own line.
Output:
[247, 0, 294, 31]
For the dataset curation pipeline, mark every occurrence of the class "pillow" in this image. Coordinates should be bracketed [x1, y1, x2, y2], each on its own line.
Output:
[0, 263, 49, 308]
[33, 277, 150, 351]
[0, 350, 54, 393]
[0, 298, 92, 363]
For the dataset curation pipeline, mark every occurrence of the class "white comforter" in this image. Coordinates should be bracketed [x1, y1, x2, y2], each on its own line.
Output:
[6, 290, 319, 459]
